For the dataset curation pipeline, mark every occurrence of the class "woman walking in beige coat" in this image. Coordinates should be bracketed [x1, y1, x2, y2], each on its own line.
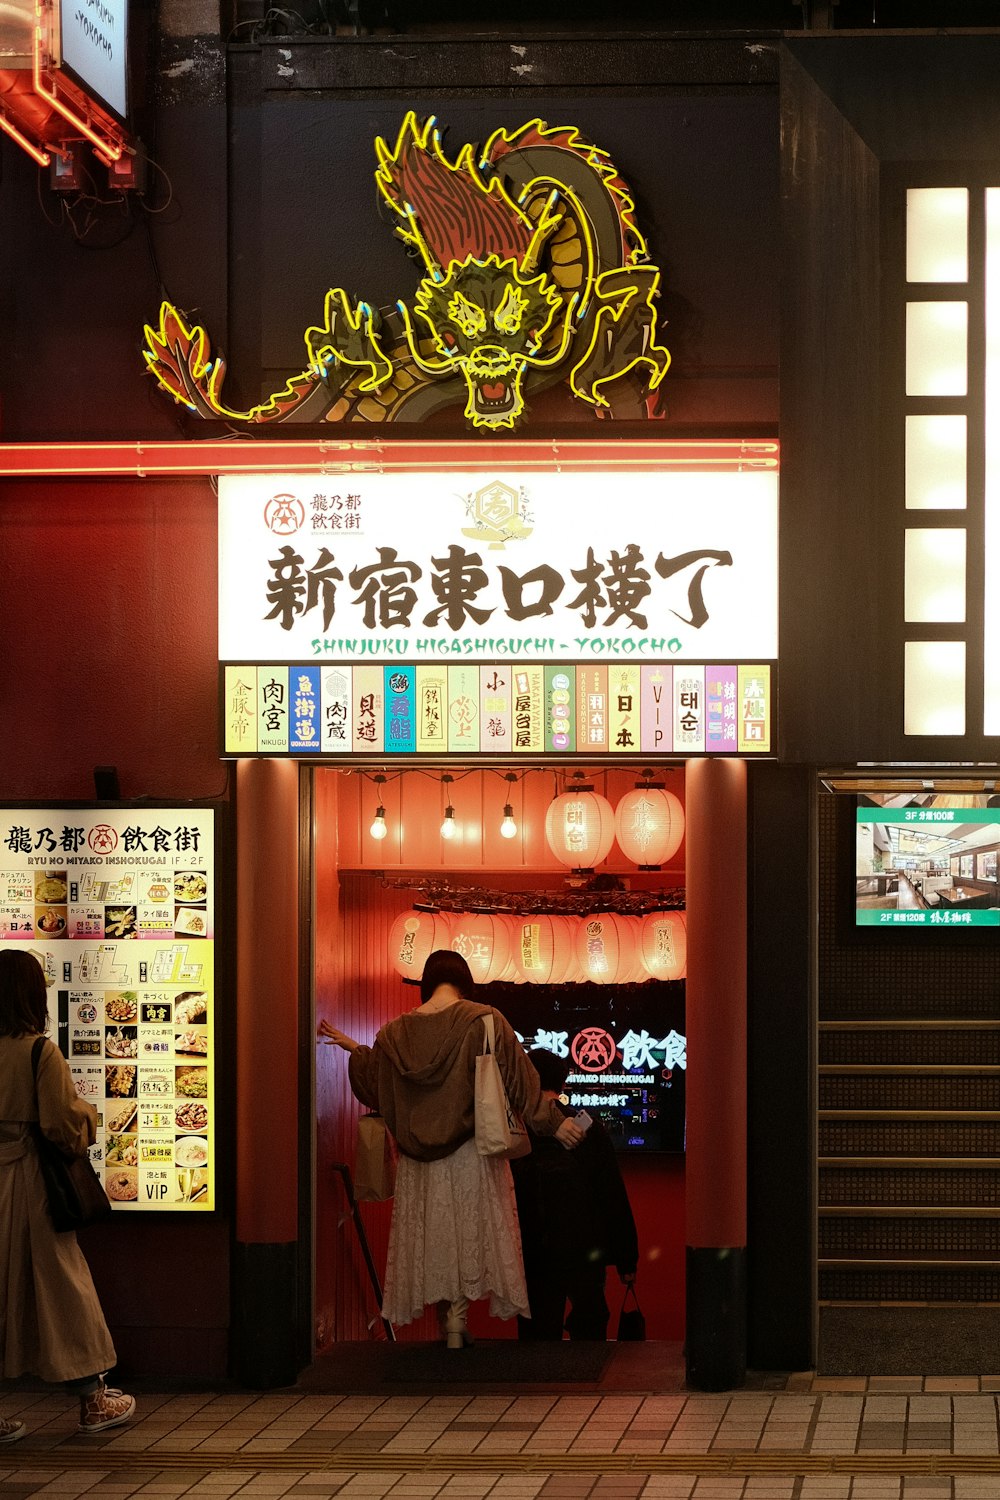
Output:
[0, 949, 135, 1441]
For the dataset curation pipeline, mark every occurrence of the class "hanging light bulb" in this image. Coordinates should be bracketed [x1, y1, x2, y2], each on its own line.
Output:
[500, 772, 518, 839]
[369, 773, 388, 840]
[440, 773, 457, 840]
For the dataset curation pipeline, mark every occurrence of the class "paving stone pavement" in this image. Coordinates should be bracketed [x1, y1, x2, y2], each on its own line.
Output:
[4, 1378, 1000, 1500]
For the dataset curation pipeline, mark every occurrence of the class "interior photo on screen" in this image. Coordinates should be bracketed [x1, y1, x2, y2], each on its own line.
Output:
[489, 981, 686, 1152]
[855, 791, 1000, 927]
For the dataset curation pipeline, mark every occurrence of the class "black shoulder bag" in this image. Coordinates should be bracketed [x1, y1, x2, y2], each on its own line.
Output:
[616, 1279, 647, 1342]
[30, 1037, 113, 1232]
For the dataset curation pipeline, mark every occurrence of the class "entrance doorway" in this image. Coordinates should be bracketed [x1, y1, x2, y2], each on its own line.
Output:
[311, 766, 687, 1351]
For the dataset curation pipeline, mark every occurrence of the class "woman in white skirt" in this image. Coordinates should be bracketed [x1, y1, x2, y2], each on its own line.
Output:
[318, 949, 583, 1346]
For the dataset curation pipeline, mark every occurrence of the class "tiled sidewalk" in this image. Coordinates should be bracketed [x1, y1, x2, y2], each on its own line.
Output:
[4, 1383, 1000, 1500]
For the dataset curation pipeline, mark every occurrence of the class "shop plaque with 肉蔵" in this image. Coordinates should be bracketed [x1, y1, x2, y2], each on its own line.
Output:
[0, 808, 215, 1211]
[217, 469, 778, 760]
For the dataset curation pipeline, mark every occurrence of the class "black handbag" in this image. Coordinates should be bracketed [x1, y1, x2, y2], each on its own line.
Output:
[30, 1037, 113, 1233]
[617, 1280, 646, 1342]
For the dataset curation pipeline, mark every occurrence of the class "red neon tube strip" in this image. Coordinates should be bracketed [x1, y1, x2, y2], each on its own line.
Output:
[0, 438, 779, 478]
[32, 0, 123, 162]
[0, 108, 51, 166]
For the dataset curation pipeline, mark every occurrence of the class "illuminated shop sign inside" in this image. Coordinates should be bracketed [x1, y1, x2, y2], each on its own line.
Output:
[0, 808, 215, 1210]
[497, 984, 686, 1153]
[219, 468, 776, 759]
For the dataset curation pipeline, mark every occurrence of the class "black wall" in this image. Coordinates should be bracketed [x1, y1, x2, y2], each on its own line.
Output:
[779, 35, 1000, 765]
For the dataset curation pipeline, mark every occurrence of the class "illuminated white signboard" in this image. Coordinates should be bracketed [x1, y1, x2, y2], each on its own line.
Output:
[218, 470, 778, 666]
[0, 808, 215, 1211]
[58, 0, 128, 118]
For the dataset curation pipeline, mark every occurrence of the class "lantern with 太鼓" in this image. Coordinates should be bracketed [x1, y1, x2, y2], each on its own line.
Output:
[449, 911, 512, 986]
[640, 910, 687, 981]
[513, 913, 575, 984]
[544, 782, 615, 871]
[388, 909, 454, 981]
[614, 784, 685, 870]
[575, 912, 638, 986]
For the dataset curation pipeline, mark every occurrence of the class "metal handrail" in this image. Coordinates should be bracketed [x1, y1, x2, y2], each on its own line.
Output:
[331, 1162, 396, 1342]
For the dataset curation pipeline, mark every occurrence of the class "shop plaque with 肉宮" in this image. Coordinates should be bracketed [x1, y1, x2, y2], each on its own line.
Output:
[0, 808, 216, 1212]
[218, 469, 777, 761]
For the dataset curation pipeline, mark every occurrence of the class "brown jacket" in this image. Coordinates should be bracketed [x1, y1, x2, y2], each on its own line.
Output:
[0, 1034, 116, 1383]
[348, 999, 563, 1161]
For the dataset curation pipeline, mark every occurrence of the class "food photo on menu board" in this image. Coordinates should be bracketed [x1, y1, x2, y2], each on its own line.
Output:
[0, 808, 216, 1211]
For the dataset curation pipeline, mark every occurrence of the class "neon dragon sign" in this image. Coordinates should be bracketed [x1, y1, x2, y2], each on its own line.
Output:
[143, 113, 671, 430]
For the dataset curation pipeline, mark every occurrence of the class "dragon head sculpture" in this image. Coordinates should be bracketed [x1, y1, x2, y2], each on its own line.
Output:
[399, 254, 574, 429]
[377, 113, 577, 431]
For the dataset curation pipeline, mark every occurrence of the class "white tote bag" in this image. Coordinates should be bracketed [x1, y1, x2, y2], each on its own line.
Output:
[474, 1012, 531, 1160]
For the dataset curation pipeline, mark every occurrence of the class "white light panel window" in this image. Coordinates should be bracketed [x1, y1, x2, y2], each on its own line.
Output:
[905, 415, 967, 509]
[906, 302, 968, 395]
[904, 641, 966, 735]
[985, 190, 1000, 733]
[904, 528, 966, 622]
[906, 188, 969, 283]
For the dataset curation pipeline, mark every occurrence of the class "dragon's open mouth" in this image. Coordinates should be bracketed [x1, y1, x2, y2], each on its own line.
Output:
[474, 377, 517, 414]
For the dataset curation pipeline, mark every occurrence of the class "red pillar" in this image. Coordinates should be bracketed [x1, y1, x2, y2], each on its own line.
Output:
[684, 756, 747, 1390]
[233, 757, 302, 1386]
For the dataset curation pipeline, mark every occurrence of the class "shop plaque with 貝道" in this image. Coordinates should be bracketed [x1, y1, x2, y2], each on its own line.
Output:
[0, 808, 215, 1211]
[218, 470, 778, 759]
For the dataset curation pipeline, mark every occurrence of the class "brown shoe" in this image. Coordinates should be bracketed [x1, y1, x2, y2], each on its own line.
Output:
[77, 1381, 135, 1434]
[0, 1418, 25, 1444]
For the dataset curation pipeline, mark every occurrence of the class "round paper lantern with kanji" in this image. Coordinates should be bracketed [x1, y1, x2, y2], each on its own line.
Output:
[513, 914, 575, 984]
[388, 910, 454, 981]
[640, 910, 687, 981]
[544, 786, 615, 871]
[575, 913, 638, 985]
[616, 914, 648, 983]
[449, 912, 512, 986]
[554, 914, 585, 983]
[614, 786, 685, 869]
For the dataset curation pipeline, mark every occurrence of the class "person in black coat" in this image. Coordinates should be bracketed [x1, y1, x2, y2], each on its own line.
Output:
[511, 1049, 639, 1341]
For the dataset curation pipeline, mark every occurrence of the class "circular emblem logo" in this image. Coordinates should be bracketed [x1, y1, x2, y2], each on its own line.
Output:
[88, 824, 117, 854]
[571, 1027, 616, 1073]
[264, 494, 305, 535]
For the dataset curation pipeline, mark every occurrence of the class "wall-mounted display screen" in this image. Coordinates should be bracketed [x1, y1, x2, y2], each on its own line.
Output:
[856, 793, 1000, 926]
[490, 981, 685, 1152]
[0, 807, 215, 1208]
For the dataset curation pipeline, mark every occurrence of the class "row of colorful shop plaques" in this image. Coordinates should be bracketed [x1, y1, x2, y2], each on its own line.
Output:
[221, 662, 772, 758]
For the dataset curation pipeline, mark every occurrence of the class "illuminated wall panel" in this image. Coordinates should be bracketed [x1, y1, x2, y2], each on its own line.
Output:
[905, 302, 968, 396]
[903, 188, 971, 740]
[904, 528, 966, 622]
[985, 189, 1000, 734]
[904, 641, 966, 736]
[905, 415, 967, 510]
[906, 188, 969, 283]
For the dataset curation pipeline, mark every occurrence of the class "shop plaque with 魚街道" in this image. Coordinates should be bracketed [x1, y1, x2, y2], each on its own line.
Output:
[0, 807, 215, 1211]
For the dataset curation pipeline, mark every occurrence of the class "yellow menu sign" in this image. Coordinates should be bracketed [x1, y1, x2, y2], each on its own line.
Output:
[0, 807, 216, 1212]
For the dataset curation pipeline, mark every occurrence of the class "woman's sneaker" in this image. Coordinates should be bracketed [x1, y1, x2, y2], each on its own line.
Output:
[0, 1418, 25, 1444]
[77, 1381, 136, 1433]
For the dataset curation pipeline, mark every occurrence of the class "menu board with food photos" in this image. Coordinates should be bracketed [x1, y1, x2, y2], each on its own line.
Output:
[0, 807, 216, 1211]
